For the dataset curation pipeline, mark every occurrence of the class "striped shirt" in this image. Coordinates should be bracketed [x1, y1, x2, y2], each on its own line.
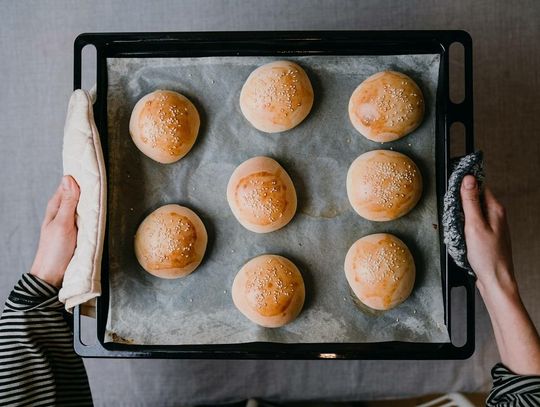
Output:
[0, 274, 92, 406]
[1, 274, 539, 406]
[487, 363, 540, 406]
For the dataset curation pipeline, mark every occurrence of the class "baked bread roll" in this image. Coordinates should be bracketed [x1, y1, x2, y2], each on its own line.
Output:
[134, 204, 207, 278]
[344, 233, 415, 311]
[129, 90, 200, 164]
[232, 254, 305, 327]
[240, 61, 314, 133]
[348, 71, 424, 142]
[227, 156, 297, 233]
[346, 150, 422, 221]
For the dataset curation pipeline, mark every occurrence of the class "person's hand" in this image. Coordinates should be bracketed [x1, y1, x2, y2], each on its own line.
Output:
[460, 175, 516, 294]
[30, 176, 80, 288]
[462, 177, 540, 376]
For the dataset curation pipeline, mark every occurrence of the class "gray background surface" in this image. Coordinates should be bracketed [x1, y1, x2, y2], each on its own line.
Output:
[0, 1, 538, 405]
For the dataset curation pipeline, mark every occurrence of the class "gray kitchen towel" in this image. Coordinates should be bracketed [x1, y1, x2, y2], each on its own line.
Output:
[442, 151, 484, 275]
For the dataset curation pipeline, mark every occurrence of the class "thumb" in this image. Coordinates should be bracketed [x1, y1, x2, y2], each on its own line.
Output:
[460, 175, 485, 227]
[56, 176, 80, 224]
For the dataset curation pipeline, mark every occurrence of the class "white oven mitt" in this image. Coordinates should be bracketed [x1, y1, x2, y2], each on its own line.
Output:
[59, 89, 106, 314]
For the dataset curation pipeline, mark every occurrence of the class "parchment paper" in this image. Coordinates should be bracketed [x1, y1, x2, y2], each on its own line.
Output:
[104, 54, 449, 345]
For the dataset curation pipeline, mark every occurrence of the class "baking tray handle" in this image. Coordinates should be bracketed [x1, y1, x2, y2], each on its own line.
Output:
[441, 30, 476, 359]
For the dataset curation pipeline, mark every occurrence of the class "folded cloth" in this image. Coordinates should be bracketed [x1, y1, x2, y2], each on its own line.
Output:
[58, 89, 106, 313]
[442, 151, 484, 276]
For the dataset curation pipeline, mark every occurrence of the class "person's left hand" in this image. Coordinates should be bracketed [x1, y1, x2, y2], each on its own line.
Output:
[30, 176, 80, 287]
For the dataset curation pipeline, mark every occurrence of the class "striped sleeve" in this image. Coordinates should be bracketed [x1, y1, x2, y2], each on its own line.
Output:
[487, 363, 540, 406]
[0, 274, 93, 407]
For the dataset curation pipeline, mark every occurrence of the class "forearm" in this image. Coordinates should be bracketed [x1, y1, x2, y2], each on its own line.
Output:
[459, 178, 540, 404]
[478, 272, 540, 376]
[0, 274, 92, 406]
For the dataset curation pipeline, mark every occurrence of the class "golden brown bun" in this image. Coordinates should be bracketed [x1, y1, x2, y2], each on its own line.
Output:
[232, 254, 305, 327]
[134, 204, 207, 278]
[346, 150, 422, 221]
[129, 90, 200, 164]
[227, 156, 297, 233]
[240, 61, 314, 133]
[348, 71, 424, 142]
[344, 233, 415, 310]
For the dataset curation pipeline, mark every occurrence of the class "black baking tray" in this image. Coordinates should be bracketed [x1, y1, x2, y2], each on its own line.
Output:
[73, 30, 475, 359]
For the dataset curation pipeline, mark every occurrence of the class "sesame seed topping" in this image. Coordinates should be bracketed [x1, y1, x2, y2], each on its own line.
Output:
[251, 66, 302, 116]
[235, 171, 289, 225]
[360, 158, 419, 209]
[361, 77, 422, 129]
[138, 92, 193, 156]
[354, 239, 408, 286]
[245, 257, 299, 316]
[144, 212, 198, 269]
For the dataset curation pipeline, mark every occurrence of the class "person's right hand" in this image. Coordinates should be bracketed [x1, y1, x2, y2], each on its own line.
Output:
[461, 178, 540, 377]
[460, 175, 516, 293]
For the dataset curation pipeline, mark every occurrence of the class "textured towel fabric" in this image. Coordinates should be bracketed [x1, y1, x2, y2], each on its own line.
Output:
[58, 89, 106, 312]
[442, 151, 484, 275]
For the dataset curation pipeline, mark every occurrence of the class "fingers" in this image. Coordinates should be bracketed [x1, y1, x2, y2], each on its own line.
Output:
[484, 187, 507, 231]
[55, 176, 81, 225]
[44, 182, 64, 225]
[460, 175, 486, 229]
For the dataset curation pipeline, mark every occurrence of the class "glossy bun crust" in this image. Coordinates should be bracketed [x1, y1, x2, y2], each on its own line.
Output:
[344, 233, 415, 311]
[129, 90, 200, 164]
[232, 254, 305, 327]
[346, 150, 422, 221]
[240, 61, 314, 133]
[134, 204, 207, 278]
[349, 71, 424, 142]
[227, 156, 297, 233]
